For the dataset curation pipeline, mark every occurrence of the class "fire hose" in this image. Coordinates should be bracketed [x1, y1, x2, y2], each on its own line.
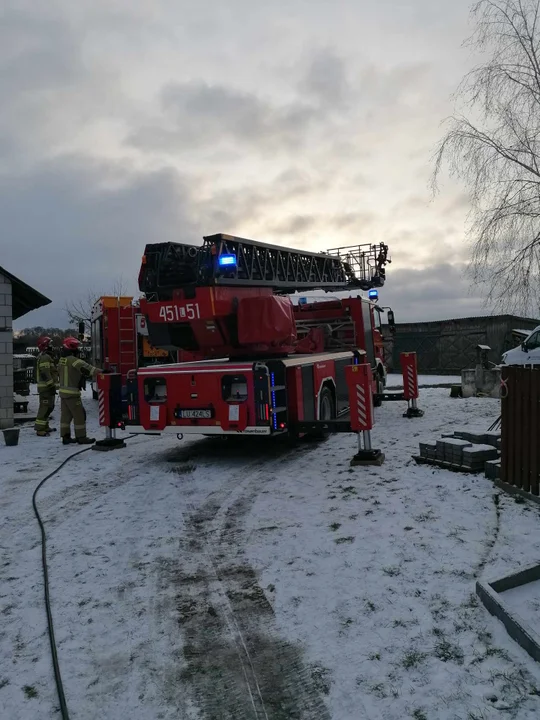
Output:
[32, 436, 137, 720]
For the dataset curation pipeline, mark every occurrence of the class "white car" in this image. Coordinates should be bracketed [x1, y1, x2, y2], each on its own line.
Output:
[501, 325, 540, 365]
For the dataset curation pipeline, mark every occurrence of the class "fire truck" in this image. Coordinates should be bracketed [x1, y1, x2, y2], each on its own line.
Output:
[98, 233, 397, 440]
[90, 296, 181, 399]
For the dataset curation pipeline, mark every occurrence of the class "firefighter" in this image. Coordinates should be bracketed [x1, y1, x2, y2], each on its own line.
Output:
[34, 336, 59, 436]
[58, 337, 102, 445]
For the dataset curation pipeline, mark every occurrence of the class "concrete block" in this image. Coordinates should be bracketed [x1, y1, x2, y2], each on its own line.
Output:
[463, 445, 499, 468]
[419, 441, 437, 459]
[485, 459, 501, 480]
[454, 431, 488, 444]
[0, 395, 13, 409]
[436, 437, 472, 463]
[484, 432, 501, 448]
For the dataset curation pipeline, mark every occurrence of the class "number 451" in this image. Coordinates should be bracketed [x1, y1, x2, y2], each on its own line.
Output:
[159, 304, 200, 321]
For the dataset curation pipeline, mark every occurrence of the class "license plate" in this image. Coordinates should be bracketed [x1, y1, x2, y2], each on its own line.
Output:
[177, 409, 213, 419]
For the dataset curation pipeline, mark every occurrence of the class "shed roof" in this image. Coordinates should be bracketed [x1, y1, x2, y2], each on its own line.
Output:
[0, 266, 52, 321]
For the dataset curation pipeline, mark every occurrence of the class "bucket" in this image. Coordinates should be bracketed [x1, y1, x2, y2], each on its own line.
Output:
[3, 428, 20, 447]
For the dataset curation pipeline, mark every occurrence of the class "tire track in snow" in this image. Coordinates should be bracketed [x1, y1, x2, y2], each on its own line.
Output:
[157, 443, 332, 719]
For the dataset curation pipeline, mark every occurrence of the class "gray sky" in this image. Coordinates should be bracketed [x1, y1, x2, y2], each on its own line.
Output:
[2, 0, 489, 328]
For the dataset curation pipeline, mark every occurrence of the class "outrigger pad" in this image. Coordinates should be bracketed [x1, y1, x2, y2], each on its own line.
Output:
[92, 438, 126, 452]
[350, 450, 385, 467]
[403, 408, 424, 418]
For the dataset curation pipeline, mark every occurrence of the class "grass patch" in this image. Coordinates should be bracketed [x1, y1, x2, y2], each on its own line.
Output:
[365, 600, 378, 613]
[334, 536, 355, 545]
[414, 509, 437, 522]
[23, 686, 38, 699]
[329, 523, 341, 532]
[462, 593, 479, 609]
[0, 678, 9, 690]
[434, 639, 465, 665]
[369, 682, 388, 699]
[382, 565, 401, 577]
[401, 650, 426, 669]
[412, 711, 428, 720]
[170, 463, 196, 475]
[369, 651, 381, 661]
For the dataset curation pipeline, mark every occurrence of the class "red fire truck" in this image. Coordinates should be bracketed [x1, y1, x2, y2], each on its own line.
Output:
[98, 234, 397, 439]
[90, 296, 181, 399]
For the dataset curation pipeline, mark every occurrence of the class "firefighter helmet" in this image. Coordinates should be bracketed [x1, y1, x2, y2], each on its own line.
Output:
[62, 336, 80, 351]
[37, 336, 52, 352]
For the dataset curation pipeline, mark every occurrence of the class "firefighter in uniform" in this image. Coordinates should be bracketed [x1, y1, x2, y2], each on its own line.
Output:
[34, 336, 58, 436]
[58, 337, 102, 445]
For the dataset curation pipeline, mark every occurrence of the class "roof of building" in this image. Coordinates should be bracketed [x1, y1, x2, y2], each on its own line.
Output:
[393, 313, 540, 329]
[0, 266, 52, 321]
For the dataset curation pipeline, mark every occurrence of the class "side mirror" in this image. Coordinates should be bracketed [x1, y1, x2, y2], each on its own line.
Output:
[387, 309, 396, 333]
[522, 342, 528, 351]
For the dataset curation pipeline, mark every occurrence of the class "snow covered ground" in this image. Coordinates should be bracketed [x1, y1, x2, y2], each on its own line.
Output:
[386, 373, 461, 388]
[2, 387, 540, 720]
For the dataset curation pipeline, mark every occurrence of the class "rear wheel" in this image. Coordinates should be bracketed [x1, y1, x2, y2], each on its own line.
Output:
[373, 374, 384, 407]
[310, 386, 335, 440]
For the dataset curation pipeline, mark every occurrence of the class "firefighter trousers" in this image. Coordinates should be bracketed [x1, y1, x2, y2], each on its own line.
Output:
[60, 396, 87, 439]
[34, 390, 56, 433]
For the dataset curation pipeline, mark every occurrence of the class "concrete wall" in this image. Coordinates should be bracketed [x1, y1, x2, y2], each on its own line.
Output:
[0, 272, 13, 429]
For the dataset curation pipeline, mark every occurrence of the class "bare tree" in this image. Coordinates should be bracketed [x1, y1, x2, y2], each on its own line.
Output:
[433, 0, 540, 314]
[64, 276, 128, 335]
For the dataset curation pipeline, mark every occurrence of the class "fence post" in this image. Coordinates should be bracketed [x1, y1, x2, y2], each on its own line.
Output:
[400, 351, 424, 418]
[345, 363, 384, 466]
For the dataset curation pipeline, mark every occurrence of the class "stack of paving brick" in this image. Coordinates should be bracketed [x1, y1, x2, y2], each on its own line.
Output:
[462, 444, 499, 472]
[416, 430, 501, 475]
[437, 438, 473, 466]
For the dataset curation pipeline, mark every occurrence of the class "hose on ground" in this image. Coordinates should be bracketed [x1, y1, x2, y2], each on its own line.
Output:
[32, 435, 137, 720]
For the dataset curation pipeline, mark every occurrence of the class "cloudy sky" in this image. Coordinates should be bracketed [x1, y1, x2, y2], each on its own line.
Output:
[2, 0, 488, 328]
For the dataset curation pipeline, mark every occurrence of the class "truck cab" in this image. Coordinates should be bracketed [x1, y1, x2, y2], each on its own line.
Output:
[501, 325, 540, 366]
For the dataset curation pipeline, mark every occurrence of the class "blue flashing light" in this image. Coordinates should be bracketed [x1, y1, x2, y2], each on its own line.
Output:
[218, 254, 237, 267]
[271, 372, 277, 430]
[368, 289, 379, 301]
[298, 297, 307, 305]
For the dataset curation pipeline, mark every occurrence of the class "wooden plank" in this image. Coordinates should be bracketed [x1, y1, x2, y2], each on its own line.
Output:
[522, 369, 531, 493]
[516, 367, 525, 488]
[512, 367, 522, 488]
[532, 370, 540, 496]
[501, 366, 510, 485]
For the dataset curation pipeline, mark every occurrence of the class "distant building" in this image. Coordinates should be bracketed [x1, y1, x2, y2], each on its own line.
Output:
[385, 315, 539, 374]
[0, 267, 51, 429]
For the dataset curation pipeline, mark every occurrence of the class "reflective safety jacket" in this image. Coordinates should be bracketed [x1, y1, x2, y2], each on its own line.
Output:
[58, 355, 100, 399]
[36, 352, 58, 394]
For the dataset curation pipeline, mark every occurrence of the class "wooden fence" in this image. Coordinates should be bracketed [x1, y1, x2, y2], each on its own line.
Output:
[501, 366, 540, 497]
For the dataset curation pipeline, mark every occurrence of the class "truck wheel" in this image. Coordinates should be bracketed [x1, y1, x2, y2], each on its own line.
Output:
[373, 375, 384, 408]
[311, 387, 335, 440]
